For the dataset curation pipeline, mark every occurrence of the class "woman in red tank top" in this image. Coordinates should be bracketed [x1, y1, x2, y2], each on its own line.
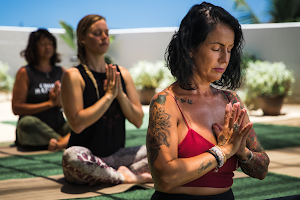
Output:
[146, 2, 270, 199]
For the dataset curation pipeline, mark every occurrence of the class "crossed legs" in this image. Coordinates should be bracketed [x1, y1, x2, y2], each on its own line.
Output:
[62, 145, 152, 185]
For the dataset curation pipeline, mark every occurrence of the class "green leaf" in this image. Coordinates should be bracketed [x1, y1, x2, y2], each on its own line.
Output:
[59, 20, 76, 50]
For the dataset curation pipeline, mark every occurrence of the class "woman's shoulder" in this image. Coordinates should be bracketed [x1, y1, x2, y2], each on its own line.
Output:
[16, 66, 29, 76]
[115, 65, 128, 75]
[150, 87, 176, 108]
[115, 65, 132, 82]
[64, 67, 81, 77]
[218, 89, 243, 105]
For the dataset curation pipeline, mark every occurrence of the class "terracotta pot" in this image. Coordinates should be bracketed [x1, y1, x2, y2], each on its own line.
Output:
[258, 96, 284, 116]
[138, 89, 156, 105]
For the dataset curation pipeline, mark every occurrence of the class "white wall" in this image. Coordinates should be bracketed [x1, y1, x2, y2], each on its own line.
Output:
[0, 22, 299, 102]
[107, 27, 177, 69]
[0, 26, 75, 77]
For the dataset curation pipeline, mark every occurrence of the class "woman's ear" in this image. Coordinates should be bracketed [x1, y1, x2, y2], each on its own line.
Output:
[189, 51, 193, 58]
[79, 35, 85, 44]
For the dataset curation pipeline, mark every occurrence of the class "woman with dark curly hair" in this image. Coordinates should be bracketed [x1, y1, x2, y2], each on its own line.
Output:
[12, 29, 70, 151]
[147, 2, 269, 199]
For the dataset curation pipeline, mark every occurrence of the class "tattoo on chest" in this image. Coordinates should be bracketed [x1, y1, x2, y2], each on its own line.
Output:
[175, 96, 193, 104]
[147, 98, 171, 166]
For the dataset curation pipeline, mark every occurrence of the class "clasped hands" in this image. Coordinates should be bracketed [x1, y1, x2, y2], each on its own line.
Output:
[212, 102, 253, 161]
[49, 80, 62, 108]
[103, 64, 124, 100]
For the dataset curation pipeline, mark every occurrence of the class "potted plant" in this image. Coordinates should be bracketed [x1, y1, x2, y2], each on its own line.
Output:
[129, 60, 175, 105]
[245, 60, 295, 115]
[240, 53, 260, 110]
[0, 61, 14, 92]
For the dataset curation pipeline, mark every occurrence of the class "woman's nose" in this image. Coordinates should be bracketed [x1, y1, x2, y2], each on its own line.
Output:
[101, 32, 108, 39]
[219, 49, 230, 64]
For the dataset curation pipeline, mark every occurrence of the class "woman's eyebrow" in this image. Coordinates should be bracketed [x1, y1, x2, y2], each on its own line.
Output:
[211, 42, 234, 46]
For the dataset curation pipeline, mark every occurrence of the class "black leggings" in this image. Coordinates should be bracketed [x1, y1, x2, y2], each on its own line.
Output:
[151, 189, 234, 200]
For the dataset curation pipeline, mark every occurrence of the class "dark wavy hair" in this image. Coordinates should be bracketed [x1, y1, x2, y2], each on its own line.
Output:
[165, 2, 244, 90]
[20, 29, 60, 66]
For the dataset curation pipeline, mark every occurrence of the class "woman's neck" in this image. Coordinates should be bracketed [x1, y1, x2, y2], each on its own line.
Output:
[191, 77, 215, 99]
[35, 59, 52, 73]
[85, 53, 106, 73]
[196, 84, 214, 98]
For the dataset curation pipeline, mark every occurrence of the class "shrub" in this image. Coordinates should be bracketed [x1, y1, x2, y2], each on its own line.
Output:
[129, 60, 175, 90]
[0, 61, 14, 92]
[245, 60, 295, 98]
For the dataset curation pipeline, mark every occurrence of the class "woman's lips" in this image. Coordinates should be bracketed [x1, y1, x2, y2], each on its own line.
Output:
[214, 68, 225, 72]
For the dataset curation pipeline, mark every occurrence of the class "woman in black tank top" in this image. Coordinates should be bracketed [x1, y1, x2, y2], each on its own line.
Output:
[12, 29, 70, 151]
[61, 15, 152, 185]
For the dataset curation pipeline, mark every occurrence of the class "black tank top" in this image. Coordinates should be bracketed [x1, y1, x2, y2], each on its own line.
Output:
[67, 64, 127, 157]
[20, 65, 65, 131]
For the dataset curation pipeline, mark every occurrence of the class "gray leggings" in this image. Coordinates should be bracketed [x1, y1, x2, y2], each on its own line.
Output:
[62, 145, 149, 185]
[17, 115, 70, 146]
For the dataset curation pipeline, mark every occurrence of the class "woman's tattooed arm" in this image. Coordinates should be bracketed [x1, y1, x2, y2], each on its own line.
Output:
[223, 91, 269, 179]
[147, 93, 171, 166]
[240, 127, 270, 179]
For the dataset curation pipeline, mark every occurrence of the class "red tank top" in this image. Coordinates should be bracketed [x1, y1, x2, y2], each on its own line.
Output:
[167, 91, 238, 188]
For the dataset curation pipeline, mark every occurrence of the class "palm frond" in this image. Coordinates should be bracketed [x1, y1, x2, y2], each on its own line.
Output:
[267, 0, 300, 22]
[232, 0, 261, 23]
[59, 20, 76, 50]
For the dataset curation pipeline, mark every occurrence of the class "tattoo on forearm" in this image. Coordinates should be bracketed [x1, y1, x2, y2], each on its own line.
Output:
[241, 152, 269, 178]
[147, 97, 171, 166]
[241, 128, 269, 179]
[198, 160, 212, 174]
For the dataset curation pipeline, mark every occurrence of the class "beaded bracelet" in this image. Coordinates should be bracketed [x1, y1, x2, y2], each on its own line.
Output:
[206, 149, 220, 166]
[206, 146, 227, 172]
[238, 148, 253, 163]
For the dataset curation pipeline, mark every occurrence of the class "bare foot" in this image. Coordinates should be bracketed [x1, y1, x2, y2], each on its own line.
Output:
[118, 166, 152, 184]
[48, 138, 67, 151]
[48, 138, 57, 151]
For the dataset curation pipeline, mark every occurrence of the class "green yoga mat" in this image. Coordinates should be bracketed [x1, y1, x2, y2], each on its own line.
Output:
[60, 172, 300, 200]
[2, 114, 300, 150]
[1, 119, 300, 181]
[1, 117, 300, 199]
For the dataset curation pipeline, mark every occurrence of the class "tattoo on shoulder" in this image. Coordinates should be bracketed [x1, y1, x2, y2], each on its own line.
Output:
[150, 93, 168, 109]
[222, 91, 244, 109]
[146, 104, 172, 166]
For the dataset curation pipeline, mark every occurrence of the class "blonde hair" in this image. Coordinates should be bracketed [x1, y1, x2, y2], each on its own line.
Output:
[77, 14, 106, 100]
[82, 63, 100, 99]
